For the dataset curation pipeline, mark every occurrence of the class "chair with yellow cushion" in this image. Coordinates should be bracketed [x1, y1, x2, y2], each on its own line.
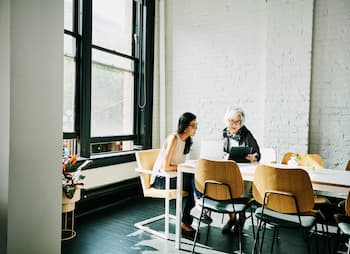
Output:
[134, 149, 188, 239]
[252, 164, 319, 254]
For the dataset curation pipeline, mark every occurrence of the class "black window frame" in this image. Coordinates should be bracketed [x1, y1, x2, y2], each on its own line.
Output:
[63, 0, 155, 168]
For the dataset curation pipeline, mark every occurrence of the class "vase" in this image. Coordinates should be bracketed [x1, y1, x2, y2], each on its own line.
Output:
[62, 188, 81, 213]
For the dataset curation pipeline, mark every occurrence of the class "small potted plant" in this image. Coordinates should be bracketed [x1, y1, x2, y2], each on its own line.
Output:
[62, 155, 92, 212]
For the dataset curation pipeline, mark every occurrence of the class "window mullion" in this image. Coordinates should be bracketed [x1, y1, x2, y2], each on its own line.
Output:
[79, 0, 92, 157]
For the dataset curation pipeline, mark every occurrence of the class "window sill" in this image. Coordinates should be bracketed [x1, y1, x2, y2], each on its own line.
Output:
[80, 151, 137, 170]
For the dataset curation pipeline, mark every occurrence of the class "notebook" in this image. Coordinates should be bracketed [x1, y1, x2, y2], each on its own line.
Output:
[228, 146, 252, 163]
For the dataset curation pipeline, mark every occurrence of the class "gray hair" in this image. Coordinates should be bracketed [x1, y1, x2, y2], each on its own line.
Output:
[224, 106, 245, 124]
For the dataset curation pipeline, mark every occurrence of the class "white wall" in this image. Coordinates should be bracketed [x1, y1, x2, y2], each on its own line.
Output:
[310, 0, 350, 169]
[153, 0, 349, 168]
[160, 0, 267, 158]
[1, 1, 63, 253]
[83, 162, 138, 189]
[264, 0, 314, 159]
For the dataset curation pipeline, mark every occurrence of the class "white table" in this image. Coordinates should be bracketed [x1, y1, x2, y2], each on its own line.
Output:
[175, 162, 350, 249]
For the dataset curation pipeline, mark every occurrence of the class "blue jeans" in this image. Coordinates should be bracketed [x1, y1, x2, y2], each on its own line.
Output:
[153, 173, 195, 226]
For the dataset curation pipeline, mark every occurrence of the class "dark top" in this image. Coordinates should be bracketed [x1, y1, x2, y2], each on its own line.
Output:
[223, 125, 261, 162]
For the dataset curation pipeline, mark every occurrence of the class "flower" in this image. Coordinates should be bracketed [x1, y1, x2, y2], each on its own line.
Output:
[62, 155, 92, 199]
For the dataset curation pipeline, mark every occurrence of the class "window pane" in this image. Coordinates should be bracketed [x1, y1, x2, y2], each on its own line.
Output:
[64, 0, 73, 31]
[92, 0, 133, 55]
[91, 140, 134, 154]
[63, 35, 76, 132]
[91, 49, 134, 137]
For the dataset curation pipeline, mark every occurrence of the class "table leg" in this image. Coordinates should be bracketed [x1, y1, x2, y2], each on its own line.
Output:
[175, 168, 183, 249]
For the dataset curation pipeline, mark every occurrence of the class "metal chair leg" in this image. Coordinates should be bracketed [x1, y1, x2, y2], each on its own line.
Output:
[271, 226, 277, 253]
[252, 218, 263, 254]
[192, 207, 204, 254]
[260, 222, 267, 254]
[251, 206, 255, 239]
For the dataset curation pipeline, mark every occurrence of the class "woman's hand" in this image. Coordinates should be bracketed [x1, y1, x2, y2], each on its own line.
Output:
[245, 153, 258, 162]
[223, 153, 229, 160]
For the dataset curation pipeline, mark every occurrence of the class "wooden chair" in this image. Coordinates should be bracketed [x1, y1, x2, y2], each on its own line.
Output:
[252, 165, 318, 254]
[134, 149, 187, 239]
[281, 152, 329, 207]
[260, 147, 277, 164]
[334, 190, 350, 254]
[191, 158, 253, 254]
[281, 152, 324, 169]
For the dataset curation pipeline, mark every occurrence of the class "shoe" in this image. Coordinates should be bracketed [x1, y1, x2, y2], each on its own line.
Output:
[232, 217, 246, 234]
[200, 210, 213, 224]
[221, 219, 236, 234]
[181, 228, 200, 241]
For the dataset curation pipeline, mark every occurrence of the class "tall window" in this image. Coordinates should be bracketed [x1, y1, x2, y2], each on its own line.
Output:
[64, 0, 155, 166]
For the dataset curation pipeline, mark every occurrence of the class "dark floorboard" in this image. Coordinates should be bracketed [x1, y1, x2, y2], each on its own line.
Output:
[62, 198, 349, 254]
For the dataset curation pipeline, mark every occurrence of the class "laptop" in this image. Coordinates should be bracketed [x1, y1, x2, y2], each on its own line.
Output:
[228, 146, 252, 163]
[199, 140, 224, 160]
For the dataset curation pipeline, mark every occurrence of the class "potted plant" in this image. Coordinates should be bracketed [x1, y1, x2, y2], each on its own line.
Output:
[62, 155, 92, 212]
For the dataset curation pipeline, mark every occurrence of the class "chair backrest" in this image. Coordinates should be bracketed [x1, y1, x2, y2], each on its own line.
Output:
[281, 152, 295, 164]
[135, 149, 160, 190]
[346, 160, 350, 171]
[195, 158, 244, 201]
[260, 147, 277, 164]
[253, 164, 314, 213]
[346, 190, 350, 216]
[199, 140, 224, 160]
[281, 152, 324, 169]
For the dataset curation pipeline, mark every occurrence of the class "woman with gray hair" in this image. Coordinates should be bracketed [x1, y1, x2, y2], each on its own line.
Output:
[223, 107, 260, 162]
[221, 106, 260, 234]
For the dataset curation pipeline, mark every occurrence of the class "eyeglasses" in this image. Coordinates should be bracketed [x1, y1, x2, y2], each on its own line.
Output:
[228, 119, 242, 126]
[189, 123, 198, 129]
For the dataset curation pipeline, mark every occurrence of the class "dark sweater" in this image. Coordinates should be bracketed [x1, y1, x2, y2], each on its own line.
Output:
[223, 125, 261, 161]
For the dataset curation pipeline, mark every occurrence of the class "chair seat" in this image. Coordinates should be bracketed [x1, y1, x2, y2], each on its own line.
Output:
[255, 207, 316, 229]
[314, 196, 331, 206]
[144, 188, 188, 199]
[339, 222, 350, 235]
[334, 214, 350, 235]
[197, 197, 248, 214]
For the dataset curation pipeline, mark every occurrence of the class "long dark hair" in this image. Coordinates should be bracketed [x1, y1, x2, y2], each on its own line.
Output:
[177, 112, 196, 154]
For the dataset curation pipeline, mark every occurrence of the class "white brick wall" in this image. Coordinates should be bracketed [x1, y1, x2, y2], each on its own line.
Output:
[153, 0, 349, 168]
[263, 0, 314, 160]
[159, 0, 266, 158]
[310, 0, 350, 169]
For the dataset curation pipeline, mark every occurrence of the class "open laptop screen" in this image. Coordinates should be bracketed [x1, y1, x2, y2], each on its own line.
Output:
[228, 147, 252, 163]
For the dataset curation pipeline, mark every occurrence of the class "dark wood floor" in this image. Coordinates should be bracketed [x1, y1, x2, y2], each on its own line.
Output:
[62, 198, 348, 254]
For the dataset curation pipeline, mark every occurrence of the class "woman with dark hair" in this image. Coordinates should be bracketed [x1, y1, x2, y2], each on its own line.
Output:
[151, 112, 198, 239]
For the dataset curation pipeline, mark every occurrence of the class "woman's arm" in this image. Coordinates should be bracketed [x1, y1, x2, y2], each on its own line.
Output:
[246, 132, 261, 162]
[162, 135, 178, 172]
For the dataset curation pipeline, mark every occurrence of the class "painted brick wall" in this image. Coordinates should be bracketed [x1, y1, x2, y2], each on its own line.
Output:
[153, 0, 349, 168]
[263, 0, 314, 161]
[162, 0, 266, 158]
[310, 0, 350, 169]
